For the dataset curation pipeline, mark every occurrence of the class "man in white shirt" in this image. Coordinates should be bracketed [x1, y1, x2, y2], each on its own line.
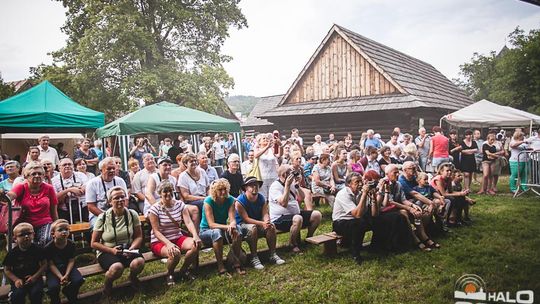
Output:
[268, 165, 321, 253]
[85, 157, 128, 226]
[241, 150, 255, 177]
[212, 134, 227, 166]
[131, 153, 156, 212]
[311, 135, 328, 156]
[332, 172, 372, 265]
[38, 135, 60, 169]
[289, 128, 304, 147]
[197, 152, 219, 183]
[52, 158, 88, 223]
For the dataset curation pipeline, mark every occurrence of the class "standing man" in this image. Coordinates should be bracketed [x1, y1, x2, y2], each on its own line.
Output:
[290, 128, 303, 147]
[241, 150, 255, 178]
[428, 126, 449, 171]
[38, 135, 60, 169]
[311, 135, 328, 157]
[226, 134, 238, 156]
[363, 130, 382, 149]
[212, 134, 227, 166]
[415, 127, 431, 172]
[326, 133, 337, 146]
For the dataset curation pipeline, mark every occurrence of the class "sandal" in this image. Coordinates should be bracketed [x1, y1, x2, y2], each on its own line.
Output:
[416, 241, 432, 252]
[424, 239, 441, 249]
[234, 266, 246, 275]
[218, 269, 232, 278]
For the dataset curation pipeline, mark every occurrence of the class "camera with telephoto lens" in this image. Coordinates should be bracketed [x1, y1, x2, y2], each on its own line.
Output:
[496, 130, 506, 141]
[367, 181, 377, 190]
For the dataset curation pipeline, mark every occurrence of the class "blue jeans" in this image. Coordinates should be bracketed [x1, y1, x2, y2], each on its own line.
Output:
[200, 226, 242, 247]
[432, 157, 450, 171]
[47, 267, 84, 304]
[10, 279, 43, 304]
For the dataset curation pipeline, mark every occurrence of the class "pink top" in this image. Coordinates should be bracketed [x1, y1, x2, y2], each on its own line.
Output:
[11, 183, 58, 228]
[351, 162, 364, 175]
[430, 175, 449, 193]
[431, 134, 449, 158]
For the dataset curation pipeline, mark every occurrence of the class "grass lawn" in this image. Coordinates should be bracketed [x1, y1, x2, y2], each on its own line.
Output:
[75, 179, 539, 304]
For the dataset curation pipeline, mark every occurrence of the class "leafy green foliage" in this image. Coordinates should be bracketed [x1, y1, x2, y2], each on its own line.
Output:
[0, 74, 15, 101]
[457, 27, 540, 114]
[31, 0, 246, 120]
[225, 95, 260, 115]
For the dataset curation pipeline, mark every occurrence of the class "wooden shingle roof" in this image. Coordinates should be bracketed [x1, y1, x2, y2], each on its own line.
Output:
[260, 24, 472, 118]
[241, 95, 282, 127]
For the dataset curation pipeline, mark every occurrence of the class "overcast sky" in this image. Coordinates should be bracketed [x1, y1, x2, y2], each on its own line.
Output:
[1, 0, 539, 97]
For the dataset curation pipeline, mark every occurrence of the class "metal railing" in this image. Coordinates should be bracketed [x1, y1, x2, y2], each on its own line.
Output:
[513, 150, 540, 198]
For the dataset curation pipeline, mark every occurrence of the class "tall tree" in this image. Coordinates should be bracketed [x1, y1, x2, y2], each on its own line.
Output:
[457, 27, 540, 114]
[0, 74, 15, 101]
[33, 0, 246, 119]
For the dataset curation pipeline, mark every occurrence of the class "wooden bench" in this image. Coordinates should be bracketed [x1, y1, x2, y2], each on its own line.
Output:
[305, 232, 342, 256]
[69, 215, 147, 234]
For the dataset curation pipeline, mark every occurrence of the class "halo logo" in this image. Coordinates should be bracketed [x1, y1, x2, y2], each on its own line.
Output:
[454, 274, 534, 304]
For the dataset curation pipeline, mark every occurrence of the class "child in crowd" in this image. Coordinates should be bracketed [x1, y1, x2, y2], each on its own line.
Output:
[3, 223, 47, 304]
[451, 170, 475, 224]
[413, 172, 442, 212]
[45, 219, 85, 304]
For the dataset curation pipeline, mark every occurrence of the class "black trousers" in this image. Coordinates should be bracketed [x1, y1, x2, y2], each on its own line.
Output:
[333, 218, 371, 257]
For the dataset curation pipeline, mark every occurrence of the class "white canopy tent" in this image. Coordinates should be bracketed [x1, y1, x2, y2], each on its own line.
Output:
[441, 99, 540, 133]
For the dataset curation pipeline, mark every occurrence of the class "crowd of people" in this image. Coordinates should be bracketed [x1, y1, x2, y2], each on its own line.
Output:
[0, 126, 539, 303]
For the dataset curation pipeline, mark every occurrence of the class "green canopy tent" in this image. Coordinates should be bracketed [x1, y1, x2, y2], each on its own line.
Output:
[95, 101, 242, 168]
[0, 80, 105, 133]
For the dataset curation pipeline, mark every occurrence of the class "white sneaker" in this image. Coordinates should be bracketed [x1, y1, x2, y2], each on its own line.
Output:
[251, 256, 264, 270]
[269, 253, 285, 265]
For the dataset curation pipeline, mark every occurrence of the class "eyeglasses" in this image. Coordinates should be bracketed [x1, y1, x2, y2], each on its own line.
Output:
[30, 172, 44, 176]
[61, 163, 73, 167]
[112, 195, 126, 201]
[17, 231, 33, 238]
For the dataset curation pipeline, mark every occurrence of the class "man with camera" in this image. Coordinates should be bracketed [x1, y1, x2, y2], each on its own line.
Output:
[52, 158, 88, 223]
[332, 172, 373, 265]
[268, 165, 322, 253]
[130, 137, 157, 169]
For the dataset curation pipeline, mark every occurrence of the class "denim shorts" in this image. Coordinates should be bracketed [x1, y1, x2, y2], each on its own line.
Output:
[199, 225, 242, 247]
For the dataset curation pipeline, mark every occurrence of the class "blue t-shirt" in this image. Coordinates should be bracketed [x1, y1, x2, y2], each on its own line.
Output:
[235, 193, 266, 224]
[413, 185, 436, 200]
[398, 174, 418, 200]
[364, 138, 382, 149]
[200, 195, 235, 230]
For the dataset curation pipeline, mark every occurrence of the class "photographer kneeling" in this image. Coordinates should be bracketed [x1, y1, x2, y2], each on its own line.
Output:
[269, 165, 322, 254]
[91, 186, 145, 298]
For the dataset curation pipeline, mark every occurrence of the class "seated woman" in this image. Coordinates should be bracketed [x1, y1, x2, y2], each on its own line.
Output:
[199, 179, 245, 276]
[170, 153, 186, 179]
[6, 161, 58, 247]
[148, 180, 201, 286]
[178, 153, 210, 212]
[75, 158, 96, 179]
[332, 172, 376, 265]
[311, 153, 336, 207]
[348, 149, 364, 175]
[90, 186, 145, 298]
[331, 148, 349, 192]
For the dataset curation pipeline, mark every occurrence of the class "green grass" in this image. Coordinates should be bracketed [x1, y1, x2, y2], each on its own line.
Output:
[80, 179, 540, 304]
[3, 179, 538, 303]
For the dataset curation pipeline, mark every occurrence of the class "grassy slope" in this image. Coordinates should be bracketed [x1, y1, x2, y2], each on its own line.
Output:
[92, 181, 540, 304]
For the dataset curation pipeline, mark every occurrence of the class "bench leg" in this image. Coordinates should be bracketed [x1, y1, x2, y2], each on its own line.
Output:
[322, 240, 338, 256]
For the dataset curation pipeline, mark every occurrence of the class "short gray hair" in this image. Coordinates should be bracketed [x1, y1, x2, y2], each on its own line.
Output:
[106, 186, 126, 203]
[99, 157, 116, 170]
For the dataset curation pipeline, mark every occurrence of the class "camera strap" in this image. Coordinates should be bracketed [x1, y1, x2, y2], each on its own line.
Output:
[107, 208, 132, 245]
[101, 177, 117, 205]
[278, 180, 296, 200]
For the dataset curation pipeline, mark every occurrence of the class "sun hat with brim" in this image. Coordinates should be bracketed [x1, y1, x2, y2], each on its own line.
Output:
[241, 176, 263, 190]
[157, 157, 172, 165]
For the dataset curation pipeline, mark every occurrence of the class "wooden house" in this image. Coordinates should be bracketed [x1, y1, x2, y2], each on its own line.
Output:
[251, 24, 473, 145]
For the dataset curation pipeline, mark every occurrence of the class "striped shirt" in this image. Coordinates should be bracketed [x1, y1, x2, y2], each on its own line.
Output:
[148, 200, 185, 244]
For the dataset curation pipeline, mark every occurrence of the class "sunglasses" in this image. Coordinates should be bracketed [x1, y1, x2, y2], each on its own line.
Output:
[57, 227, 70, 233]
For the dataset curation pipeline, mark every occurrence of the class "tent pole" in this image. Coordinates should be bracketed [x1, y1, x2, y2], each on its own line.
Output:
[530, 120, 533, 136]
[235, 132, 243, 162]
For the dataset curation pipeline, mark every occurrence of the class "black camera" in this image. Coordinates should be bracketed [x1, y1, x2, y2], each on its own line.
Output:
[292, 171, 300, 177]
[367, 181, 377, 190]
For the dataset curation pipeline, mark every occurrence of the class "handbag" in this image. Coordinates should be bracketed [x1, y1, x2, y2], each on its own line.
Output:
[247, 157, 262, 181]
[0, 187, 25, 234]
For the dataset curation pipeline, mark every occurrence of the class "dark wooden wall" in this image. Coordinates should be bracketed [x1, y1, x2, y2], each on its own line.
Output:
[262, 108, 451, 146]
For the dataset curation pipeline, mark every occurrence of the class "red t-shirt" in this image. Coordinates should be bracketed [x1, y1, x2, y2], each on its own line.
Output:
[431, 134, 449, 158]
[430, 175, 449, 193]
[11, 182, 58, 228]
